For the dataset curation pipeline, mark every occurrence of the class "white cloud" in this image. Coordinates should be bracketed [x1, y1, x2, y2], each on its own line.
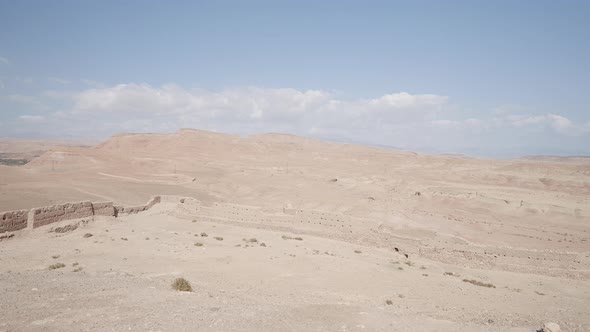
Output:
[64, 84, 449, 141]
[502, 113, 581, 134]
[546, 114, 572, 132]
[19, 115, 45, 122]
[4, 82, 588, 156]
[0, 56, 8, 65]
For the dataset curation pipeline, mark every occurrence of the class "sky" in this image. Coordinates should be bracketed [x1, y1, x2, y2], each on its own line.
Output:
[0, 0, 589, 157]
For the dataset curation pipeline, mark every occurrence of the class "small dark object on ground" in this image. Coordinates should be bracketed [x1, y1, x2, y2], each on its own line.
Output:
[172, 278, 193, 292]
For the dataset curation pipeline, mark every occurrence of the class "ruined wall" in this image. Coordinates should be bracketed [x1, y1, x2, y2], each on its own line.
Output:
[92, 202, 115, 216]
[115, 196, 161, 216]
[116, 205, 148, 215]
[0, 209, 28, 233]
[0, 196, 163, 236]
[31, 201, 94, 228]
[146, 195, 161, 208]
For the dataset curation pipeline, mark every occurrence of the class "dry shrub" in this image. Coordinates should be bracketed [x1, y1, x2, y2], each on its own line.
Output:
[194, 242, 203, 247]
[172, 278, 193, 292]
[49, 263, 66, 270]
[282, 235, 303, 241]
[83, 233, 93, 238]
[214, 237, 223, 241]
[462, 279, 495, 288]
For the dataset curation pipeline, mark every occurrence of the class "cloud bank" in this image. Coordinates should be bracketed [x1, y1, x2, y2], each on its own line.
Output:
[2, 83, 589, 156]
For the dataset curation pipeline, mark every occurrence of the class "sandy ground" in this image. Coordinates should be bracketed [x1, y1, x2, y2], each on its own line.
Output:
[1, 129, 589, 331]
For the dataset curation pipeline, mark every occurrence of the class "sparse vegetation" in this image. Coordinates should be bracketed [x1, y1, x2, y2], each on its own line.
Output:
[214, 237, 223, 241]
[535, 291, 545, 296]
[260, 243, 266, 247]
[354, 250, 362, 254]
[52, 255, 60, 259]
[172, 278, 193, 292]
[420, 265, 427, 270]
[200, 232, 208, 237]
[52, 223, 79, 233]
[404, 261, 415, 267]
[244, 238, 258, 243]
[83, 233, 93, 238]
[397, 267, 404, 270]
[444, 271, 458, 277]
[49, 263, 66, 270]
[0, 158, 28, 166]
[121, 237, 128, 241]
[282, 235, 303, 241]
[194, 242, 203, 247]
[73, 267, 83, 272]
[462, 279, 496, 288]
[385, 299, 393, 305]
[72, 262, 79, 266]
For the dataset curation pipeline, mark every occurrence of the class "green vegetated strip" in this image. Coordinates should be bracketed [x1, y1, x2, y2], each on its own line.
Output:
[0, 158, 29, 166]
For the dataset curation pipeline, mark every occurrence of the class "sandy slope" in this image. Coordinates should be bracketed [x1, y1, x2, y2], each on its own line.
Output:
[1, 129, 589, 331]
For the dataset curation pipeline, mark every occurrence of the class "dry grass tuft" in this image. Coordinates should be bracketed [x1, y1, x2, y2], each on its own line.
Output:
[354, 250, 362, 254]
[73, 267, 83, 272]
[243, 238, 258, 243]
[385, 299, 393, 305]
[120, 237, 128, 241]
[72, 262, 79, 266]
[194, 242, 203, 247]
[200, 232, 208, 237]
[404, 261, 415, 267]
[172, 278, 193, 292]
[83, 233, 93, 238]
[49, 263, 66, 270]
[51, 255, 60, 259]
[260, 243, 267, 247]
[282, 235, 303, 241]
[214, 237, 223, 241]
[462, 279, 496, 288]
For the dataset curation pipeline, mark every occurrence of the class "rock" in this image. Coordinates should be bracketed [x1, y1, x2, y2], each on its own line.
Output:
[542, 322, 560, 332]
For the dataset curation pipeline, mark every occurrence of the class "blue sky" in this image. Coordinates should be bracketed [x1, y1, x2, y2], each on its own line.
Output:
[1, 0, 589, 156]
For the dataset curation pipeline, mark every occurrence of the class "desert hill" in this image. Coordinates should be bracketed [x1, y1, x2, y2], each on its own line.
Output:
[1, 129, 589, 330]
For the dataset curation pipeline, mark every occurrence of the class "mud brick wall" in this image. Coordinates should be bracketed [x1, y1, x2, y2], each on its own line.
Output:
[92, 202, 115, 216]
[31, 201, 94, 228]
[0, 209, 28, 233]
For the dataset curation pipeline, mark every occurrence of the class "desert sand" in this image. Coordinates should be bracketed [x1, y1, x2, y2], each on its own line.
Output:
[1, 128, 589, 331]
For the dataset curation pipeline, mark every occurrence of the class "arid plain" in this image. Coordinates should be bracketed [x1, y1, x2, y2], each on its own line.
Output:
[1, 129, 589, 331]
